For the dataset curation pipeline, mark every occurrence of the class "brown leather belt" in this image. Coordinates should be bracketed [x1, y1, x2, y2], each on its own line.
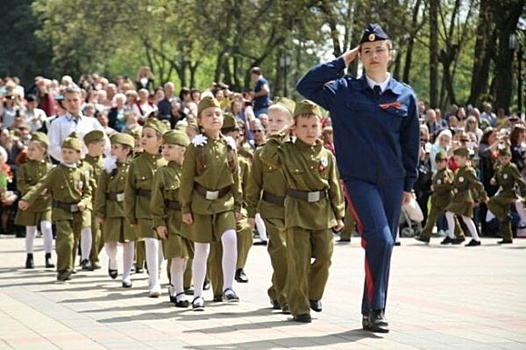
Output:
[165, 200, 181, 211]
[106, 192, 125, 202]
[194, 183, 231, 200]
[53, 200, 81, 213]
[287, 189, 327, 203]
[262, 190, 285, 206]
[135, 189, 152, 198]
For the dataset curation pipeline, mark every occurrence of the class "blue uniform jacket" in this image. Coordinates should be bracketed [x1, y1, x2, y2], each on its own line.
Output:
[297, 57, 420, 192]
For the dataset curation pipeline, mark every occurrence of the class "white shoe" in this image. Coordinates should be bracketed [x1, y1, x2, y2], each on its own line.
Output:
[149, 286, 161, 298]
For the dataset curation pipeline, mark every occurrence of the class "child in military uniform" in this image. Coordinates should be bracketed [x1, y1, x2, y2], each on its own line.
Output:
[207, 113, 253, 302]
[415, 150, 465, 245]
[487, 147, 526, 244]
[259, 100, 345, 323]
[15, 132, 54, 269]
[124, 119, 167, 297]
[94, 133, 136, 287]
[180, 96, 243, 311]
[18, 133, 92, 281]
[151, 130, 193, 307]
[83, 130, 105, 269]
[246, 100, 294, 313]
[445, 147, 488, 247]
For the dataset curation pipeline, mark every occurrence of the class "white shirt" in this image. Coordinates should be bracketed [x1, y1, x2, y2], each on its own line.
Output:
[24, 108, 47, 132]
[48, 113, 111, 161]
[365, 73, 391, 93]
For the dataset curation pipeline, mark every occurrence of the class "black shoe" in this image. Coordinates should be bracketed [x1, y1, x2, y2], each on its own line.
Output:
[465, 239, 481, 247]
[91, 262, 101, 270]
[25, 253, 34, 269]
[108, 268, 118, 280]
[184, 287, 194, 296]
[253, 240, 268, 246]
[292, 313, 312, 323]
[80, 259, 93, 271]
[363, 310, 389, 333]
[415, 235, 430, 244]
[213, 295, 223, 302]
[451, 237, 466, 245]
[45, 253, 55, 268]
[394, 242, 401, 246]
[235, 268, 248, 283]
[122, 280, 132, 288]
[223, 288, 240, 302]
[440, 236, 454, 245]
[192, 296, 205, 311]
[281, 304, 291, 314]
[497, 239, 513, 244]
[309, 299, 322, 312]
[174, 292, 189, 308]
[271, 300, 281, 310]
[57, 270, 72, 282]
[337, 238, 351, 243]
[203, 280, 211, 290]
[168, 285, 177, 303]
[135, 265, 144, 273]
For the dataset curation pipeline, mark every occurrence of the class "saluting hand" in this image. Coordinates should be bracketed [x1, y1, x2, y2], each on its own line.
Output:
[183, 213, 193, 225]
[156, 226, 168, 240]
[342, 46, 360, 66]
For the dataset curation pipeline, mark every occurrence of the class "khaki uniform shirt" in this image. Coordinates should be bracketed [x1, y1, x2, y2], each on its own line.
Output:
[430, 168, 454, 208]
[16, 160, 53, 212]
[452, 165, 488, 203]
[22, 164, 92, 221]
[259, 134, 345, 230]
[246, 145, 287, 219]
[124, 152, 166, 224]
[151, 161, 183, 232]
[180, 134, 243, 215]
[94, 162, 130, 219]
[493, 162, 526, 199]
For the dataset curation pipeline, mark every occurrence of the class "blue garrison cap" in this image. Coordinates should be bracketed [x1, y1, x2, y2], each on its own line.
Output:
[359, 23, 389, 44]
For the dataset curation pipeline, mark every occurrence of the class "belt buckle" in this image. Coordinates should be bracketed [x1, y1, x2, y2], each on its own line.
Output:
[205, 190, 219, 200]
[116, 193, 125, 202]
[307, 191, 320, 202]
[70, 204, 80, 213]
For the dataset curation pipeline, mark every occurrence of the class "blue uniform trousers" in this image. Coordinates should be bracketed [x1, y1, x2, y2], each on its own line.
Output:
[344, 178, 403, 316]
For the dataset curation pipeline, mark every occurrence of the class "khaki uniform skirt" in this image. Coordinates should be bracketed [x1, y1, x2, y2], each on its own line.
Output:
[15, 209, 51, 226]
[103, 217, 137, 244]
[180, 211, 236, 244]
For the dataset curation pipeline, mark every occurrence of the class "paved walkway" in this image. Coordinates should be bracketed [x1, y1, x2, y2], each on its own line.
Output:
[0, 234, 525, 349]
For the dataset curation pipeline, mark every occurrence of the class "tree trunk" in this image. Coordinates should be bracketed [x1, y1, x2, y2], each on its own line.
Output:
[429, 0, 440, 108]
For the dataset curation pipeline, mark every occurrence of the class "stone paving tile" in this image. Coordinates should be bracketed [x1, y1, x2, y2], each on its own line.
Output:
[1, 235, 526, 349]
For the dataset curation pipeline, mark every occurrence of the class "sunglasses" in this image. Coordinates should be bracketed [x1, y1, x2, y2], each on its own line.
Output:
[251, 129, 263, 133]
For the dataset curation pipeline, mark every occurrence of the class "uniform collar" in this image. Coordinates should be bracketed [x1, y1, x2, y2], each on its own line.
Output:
[168, 161, 182, 169]
[357, 74, 405, 95]
[65, 113, 83, 122]
[365, 73, 390, 93]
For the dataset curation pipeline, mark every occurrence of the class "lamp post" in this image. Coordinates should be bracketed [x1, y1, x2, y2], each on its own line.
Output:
[510, 33, 523, 117]
[279, 53, 292, 97]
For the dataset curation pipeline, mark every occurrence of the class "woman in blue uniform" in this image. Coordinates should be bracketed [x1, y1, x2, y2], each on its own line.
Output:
[297, 23, 420, 333]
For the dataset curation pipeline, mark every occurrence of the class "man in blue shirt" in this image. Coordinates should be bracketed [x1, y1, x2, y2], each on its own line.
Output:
[250, 67, 271, 117]
[297, 23, 420, 333]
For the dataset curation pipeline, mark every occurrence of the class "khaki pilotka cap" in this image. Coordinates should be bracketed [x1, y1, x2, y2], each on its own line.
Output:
[453, 147, 469, 157]
[62, 132, 83, 152]
[293, 100, 322, 119]
[110, 133, 135, 149]
[162, 130, 190, 147]
[198, 96, 221, 116]
[143, 118, 168, 134]
[83, 130, 105, 145]
[31, 132, 49, 147]
[221, 112, 238, 133]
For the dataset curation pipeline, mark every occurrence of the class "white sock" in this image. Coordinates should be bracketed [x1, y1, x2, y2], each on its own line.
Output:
[105, 242, 118, 270]
[515, 201, 526, 224]
[395, 228, 400, 243]
[221, 229, 237, 291]
[192, 243, 210, 298]
[25, 226, 37, 254]
[255, 213, 267, 241]
[80, 227, 92, 260]
[122, 242, 134, 282]
[40, 221, 53, 254]
[445, 212, 456, 239]
[462, 216, 480, 241]
[145, 238, 160, 290]
[171, 257, 186, 297]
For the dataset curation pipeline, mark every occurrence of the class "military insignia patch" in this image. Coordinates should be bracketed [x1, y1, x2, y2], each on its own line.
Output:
[437, 179, 442, 185]
[503, 173, 508, 179]
[368, 33, 376, 41]
[459, 176, 464, 182]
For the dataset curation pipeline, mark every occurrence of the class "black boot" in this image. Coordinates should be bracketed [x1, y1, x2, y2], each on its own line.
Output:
[45, 253, 55, 268]
[25, 253, 34, 269]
